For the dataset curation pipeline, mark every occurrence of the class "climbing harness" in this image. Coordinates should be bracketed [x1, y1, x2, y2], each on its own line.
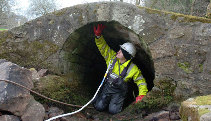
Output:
[106, 58, 131, 90]
[45, 61, 113, 121]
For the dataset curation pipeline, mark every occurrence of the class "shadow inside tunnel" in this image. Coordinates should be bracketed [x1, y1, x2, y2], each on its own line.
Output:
[59, 21, 155, 107]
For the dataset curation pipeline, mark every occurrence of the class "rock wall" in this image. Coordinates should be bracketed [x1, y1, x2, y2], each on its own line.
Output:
[207, 2, 211, 18]
[0, 2, 211, 100]
[191, 0, 210, 17]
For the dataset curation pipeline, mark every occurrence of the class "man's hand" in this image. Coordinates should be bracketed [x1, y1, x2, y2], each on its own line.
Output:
[94, 24, 105, 36]
[135, 95, 144, 103]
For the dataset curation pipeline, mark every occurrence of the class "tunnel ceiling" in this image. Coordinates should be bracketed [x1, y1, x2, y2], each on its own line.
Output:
[59, 21, 155, 91]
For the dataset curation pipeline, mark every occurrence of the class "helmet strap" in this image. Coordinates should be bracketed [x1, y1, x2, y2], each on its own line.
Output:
[120, 48, 132, 60]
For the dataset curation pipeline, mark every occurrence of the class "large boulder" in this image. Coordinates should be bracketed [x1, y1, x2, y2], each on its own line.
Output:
[0, 59, 33, 116]
[21, 96, 45, 121]
[180, 95, 211, 121]
[0, 59, 45, 121]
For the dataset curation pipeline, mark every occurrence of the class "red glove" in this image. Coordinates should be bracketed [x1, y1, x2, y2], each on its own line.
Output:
[94, 24, 105, 36]
[135, 95, 144, 103]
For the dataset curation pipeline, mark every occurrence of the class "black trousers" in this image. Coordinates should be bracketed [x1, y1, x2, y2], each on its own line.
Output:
[93, 82, 127, 114]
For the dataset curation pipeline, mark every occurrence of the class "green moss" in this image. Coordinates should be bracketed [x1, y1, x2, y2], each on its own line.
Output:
[171, 14, 178, 21]
[155, 78, 176, 96]
[52, 9, 67, 16]
[0, 31, 11, 45]
[180, 114, 188, 121]
[93, 9, 97, 14]
[180, 102, 200, 121]
[49, 20, 55, 24]
[0, 39, 59, 69]
[195, 95, 211, 105]
[181, 16, 211, 23]
[144, 7, 162, 15]
[137, 6, 211, 23]
[206, 13, 211, 19]
[22, 40, 58, 67]
[32, 75, 91, 108]
[125, 94, 174, 115]
[199, 64, 203, 73]
[124, 78, 176, 114]
[31, 41, 45, 49]
[0, 33, 6, 45]
[178, 62, 193, 73]
[198, 108, 210, 117]
[180, 95, 211, 121]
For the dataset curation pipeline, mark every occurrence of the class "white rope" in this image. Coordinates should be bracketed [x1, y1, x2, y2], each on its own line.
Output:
[45, 63, 111, 121]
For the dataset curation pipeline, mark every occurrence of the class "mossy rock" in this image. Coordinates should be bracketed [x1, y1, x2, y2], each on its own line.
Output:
[177, 62, 193, 74]
[32, 75, 92, 109]
[139, 6, 211, 23]
[0, 36, 59, 70]
[0, 31, 12, 45]
[179, 95, 211, 121]
[123, 77, 176, 115]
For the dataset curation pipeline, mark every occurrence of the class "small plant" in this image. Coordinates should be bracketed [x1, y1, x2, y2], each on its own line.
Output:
[199, 64, 203, 73]
[178, 62, 193, 73]
[124, 78, 176, 115]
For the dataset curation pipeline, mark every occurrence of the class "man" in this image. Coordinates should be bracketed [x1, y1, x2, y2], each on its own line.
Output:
[93, 24, 148, 114]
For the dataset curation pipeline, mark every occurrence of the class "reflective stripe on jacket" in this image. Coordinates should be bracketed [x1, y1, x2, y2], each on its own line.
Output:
[95, 36, 148, 95]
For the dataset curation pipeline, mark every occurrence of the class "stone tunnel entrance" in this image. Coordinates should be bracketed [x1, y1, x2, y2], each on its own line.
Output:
[58, 21, 155, 106]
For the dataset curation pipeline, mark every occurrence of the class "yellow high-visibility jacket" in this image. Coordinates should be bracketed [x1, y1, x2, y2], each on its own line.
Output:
[95, 36, 148, 96]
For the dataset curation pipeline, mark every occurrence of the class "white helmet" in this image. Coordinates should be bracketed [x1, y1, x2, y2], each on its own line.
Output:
[120, 42, 136, 57]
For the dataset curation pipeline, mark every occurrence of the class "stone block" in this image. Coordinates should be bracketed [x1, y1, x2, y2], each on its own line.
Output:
[0, 59, 33, 116]
[21, 97, 45, 121]
[180, 95, 211, 121]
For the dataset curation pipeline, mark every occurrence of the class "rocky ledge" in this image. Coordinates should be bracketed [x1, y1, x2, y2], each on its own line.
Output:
[180, 95, 211, 121]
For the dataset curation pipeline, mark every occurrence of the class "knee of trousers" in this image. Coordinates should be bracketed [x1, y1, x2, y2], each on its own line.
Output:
[108, 104, 121, 114]
[94, 101, 106, 111]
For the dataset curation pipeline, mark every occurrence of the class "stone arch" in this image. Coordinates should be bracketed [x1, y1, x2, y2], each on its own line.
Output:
[58, 20, 155, 97]
[7, 2, 155, 95]
[2, 1, 211, 108]
[46, 2, 156, 92]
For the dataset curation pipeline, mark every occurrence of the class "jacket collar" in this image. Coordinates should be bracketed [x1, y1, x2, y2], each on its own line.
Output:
[117, 59, 131, 67]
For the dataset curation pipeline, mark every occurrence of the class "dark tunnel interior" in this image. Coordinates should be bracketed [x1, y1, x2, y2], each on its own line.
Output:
[59, 21, 155, 106]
